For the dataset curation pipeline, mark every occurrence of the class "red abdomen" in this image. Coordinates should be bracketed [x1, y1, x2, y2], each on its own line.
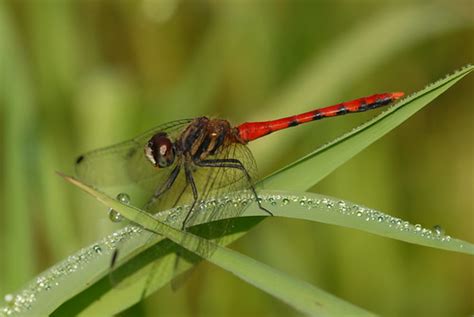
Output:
[237, 92, 404, 142]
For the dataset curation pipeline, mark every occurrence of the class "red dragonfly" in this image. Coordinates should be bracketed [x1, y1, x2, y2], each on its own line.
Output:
[75, 92, 404, 229]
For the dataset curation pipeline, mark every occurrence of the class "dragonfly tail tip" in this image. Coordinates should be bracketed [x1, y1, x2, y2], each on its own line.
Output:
[392, 92, 405, 99]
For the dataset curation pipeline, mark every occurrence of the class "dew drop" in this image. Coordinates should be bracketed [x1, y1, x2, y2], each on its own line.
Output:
[198, 202, 205, 211]
[93, 244, 102, 254]
[414, 224, 422, 232]
[442, 235, 451, 242]
[388, 217, 397, 226]
[4, 293, 13, 303]
[116, 192, 131, 204]
[108, 209, 124, 223]
[304, 199, 314, 209]
[107, 193, 131, 223]
[166, 212, 179, 223]
[324, 199, 334, 209]
[433, 225, 445, 236]
[337, 201, 348, 213]
[281, 198, 289, 206]
[269, 197, 277, 206]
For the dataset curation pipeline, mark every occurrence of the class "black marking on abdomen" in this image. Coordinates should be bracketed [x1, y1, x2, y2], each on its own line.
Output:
[370, 97, 391, 109]
[76, 155, 84, 164]
[312, 111, 324, 120]
[288, 119, 299, 127]
[358, 101, 368, 111]
[337, 106, 348, 115]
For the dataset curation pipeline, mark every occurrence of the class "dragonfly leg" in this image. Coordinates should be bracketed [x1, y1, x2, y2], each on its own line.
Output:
[144, 164, 181, 210]
[194, 158, 273, 217]
[182, 163, 199, 230]
[108, 249, 120, 287]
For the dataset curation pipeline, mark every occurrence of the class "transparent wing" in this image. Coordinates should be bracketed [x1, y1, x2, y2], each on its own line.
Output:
[75, 119, 193, 188]
[142, 142, 260, 295]
[191, 142, 258, 225]
[146, 142, 258, 227]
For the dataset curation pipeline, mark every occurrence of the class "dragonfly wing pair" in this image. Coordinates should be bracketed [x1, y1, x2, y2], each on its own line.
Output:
[75, 118, 258, 229]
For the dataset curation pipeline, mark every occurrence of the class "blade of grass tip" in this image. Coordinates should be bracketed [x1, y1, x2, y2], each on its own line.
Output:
[62, 175, 375, 317]
[0, 4, 36, 293]
[261, 64, 474, 191]
[243, 190, 474, 256]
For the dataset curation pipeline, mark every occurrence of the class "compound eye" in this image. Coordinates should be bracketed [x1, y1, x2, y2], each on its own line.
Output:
[145, 133, 175, 168]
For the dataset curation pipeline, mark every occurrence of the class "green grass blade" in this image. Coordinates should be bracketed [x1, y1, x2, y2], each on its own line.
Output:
[262, 64, 474, 191]
[249, 191, 473, 255]
[82, 186, 472, 315]
[63, 176, 373, 317]
[7, 183, 472, 316]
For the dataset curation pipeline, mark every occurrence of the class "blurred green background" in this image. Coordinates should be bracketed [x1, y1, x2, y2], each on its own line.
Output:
[0, 0, 472, 316]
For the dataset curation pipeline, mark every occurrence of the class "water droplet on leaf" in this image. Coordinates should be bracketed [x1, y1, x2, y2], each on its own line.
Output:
[433, 225, 445, 236]
[108, 209, 124, 223]
[116, 192, 130, 204]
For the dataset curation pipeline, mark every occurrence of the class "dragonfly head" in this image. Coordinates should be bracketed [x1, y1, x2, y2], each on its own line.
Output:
[145, 132, 175, 168]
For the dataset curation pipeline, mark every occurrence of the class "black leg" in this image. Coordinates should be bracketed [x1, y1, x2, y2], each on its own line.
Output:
[194, 158, 273, 217]
[182, 163, 199, 229]
[110, 249, 120, 269]
[108, 249, 120, 287]
[144, 164, 181, 209]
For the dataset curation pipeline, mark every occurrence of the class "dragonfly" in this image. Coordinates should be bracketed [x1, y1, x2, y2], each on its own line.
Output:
[75, 92, 404, 232]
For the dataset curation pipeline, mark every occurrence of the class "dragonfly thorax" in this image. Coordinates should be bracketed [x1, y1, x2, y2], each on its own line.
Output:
[178, 117, 237, 161]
